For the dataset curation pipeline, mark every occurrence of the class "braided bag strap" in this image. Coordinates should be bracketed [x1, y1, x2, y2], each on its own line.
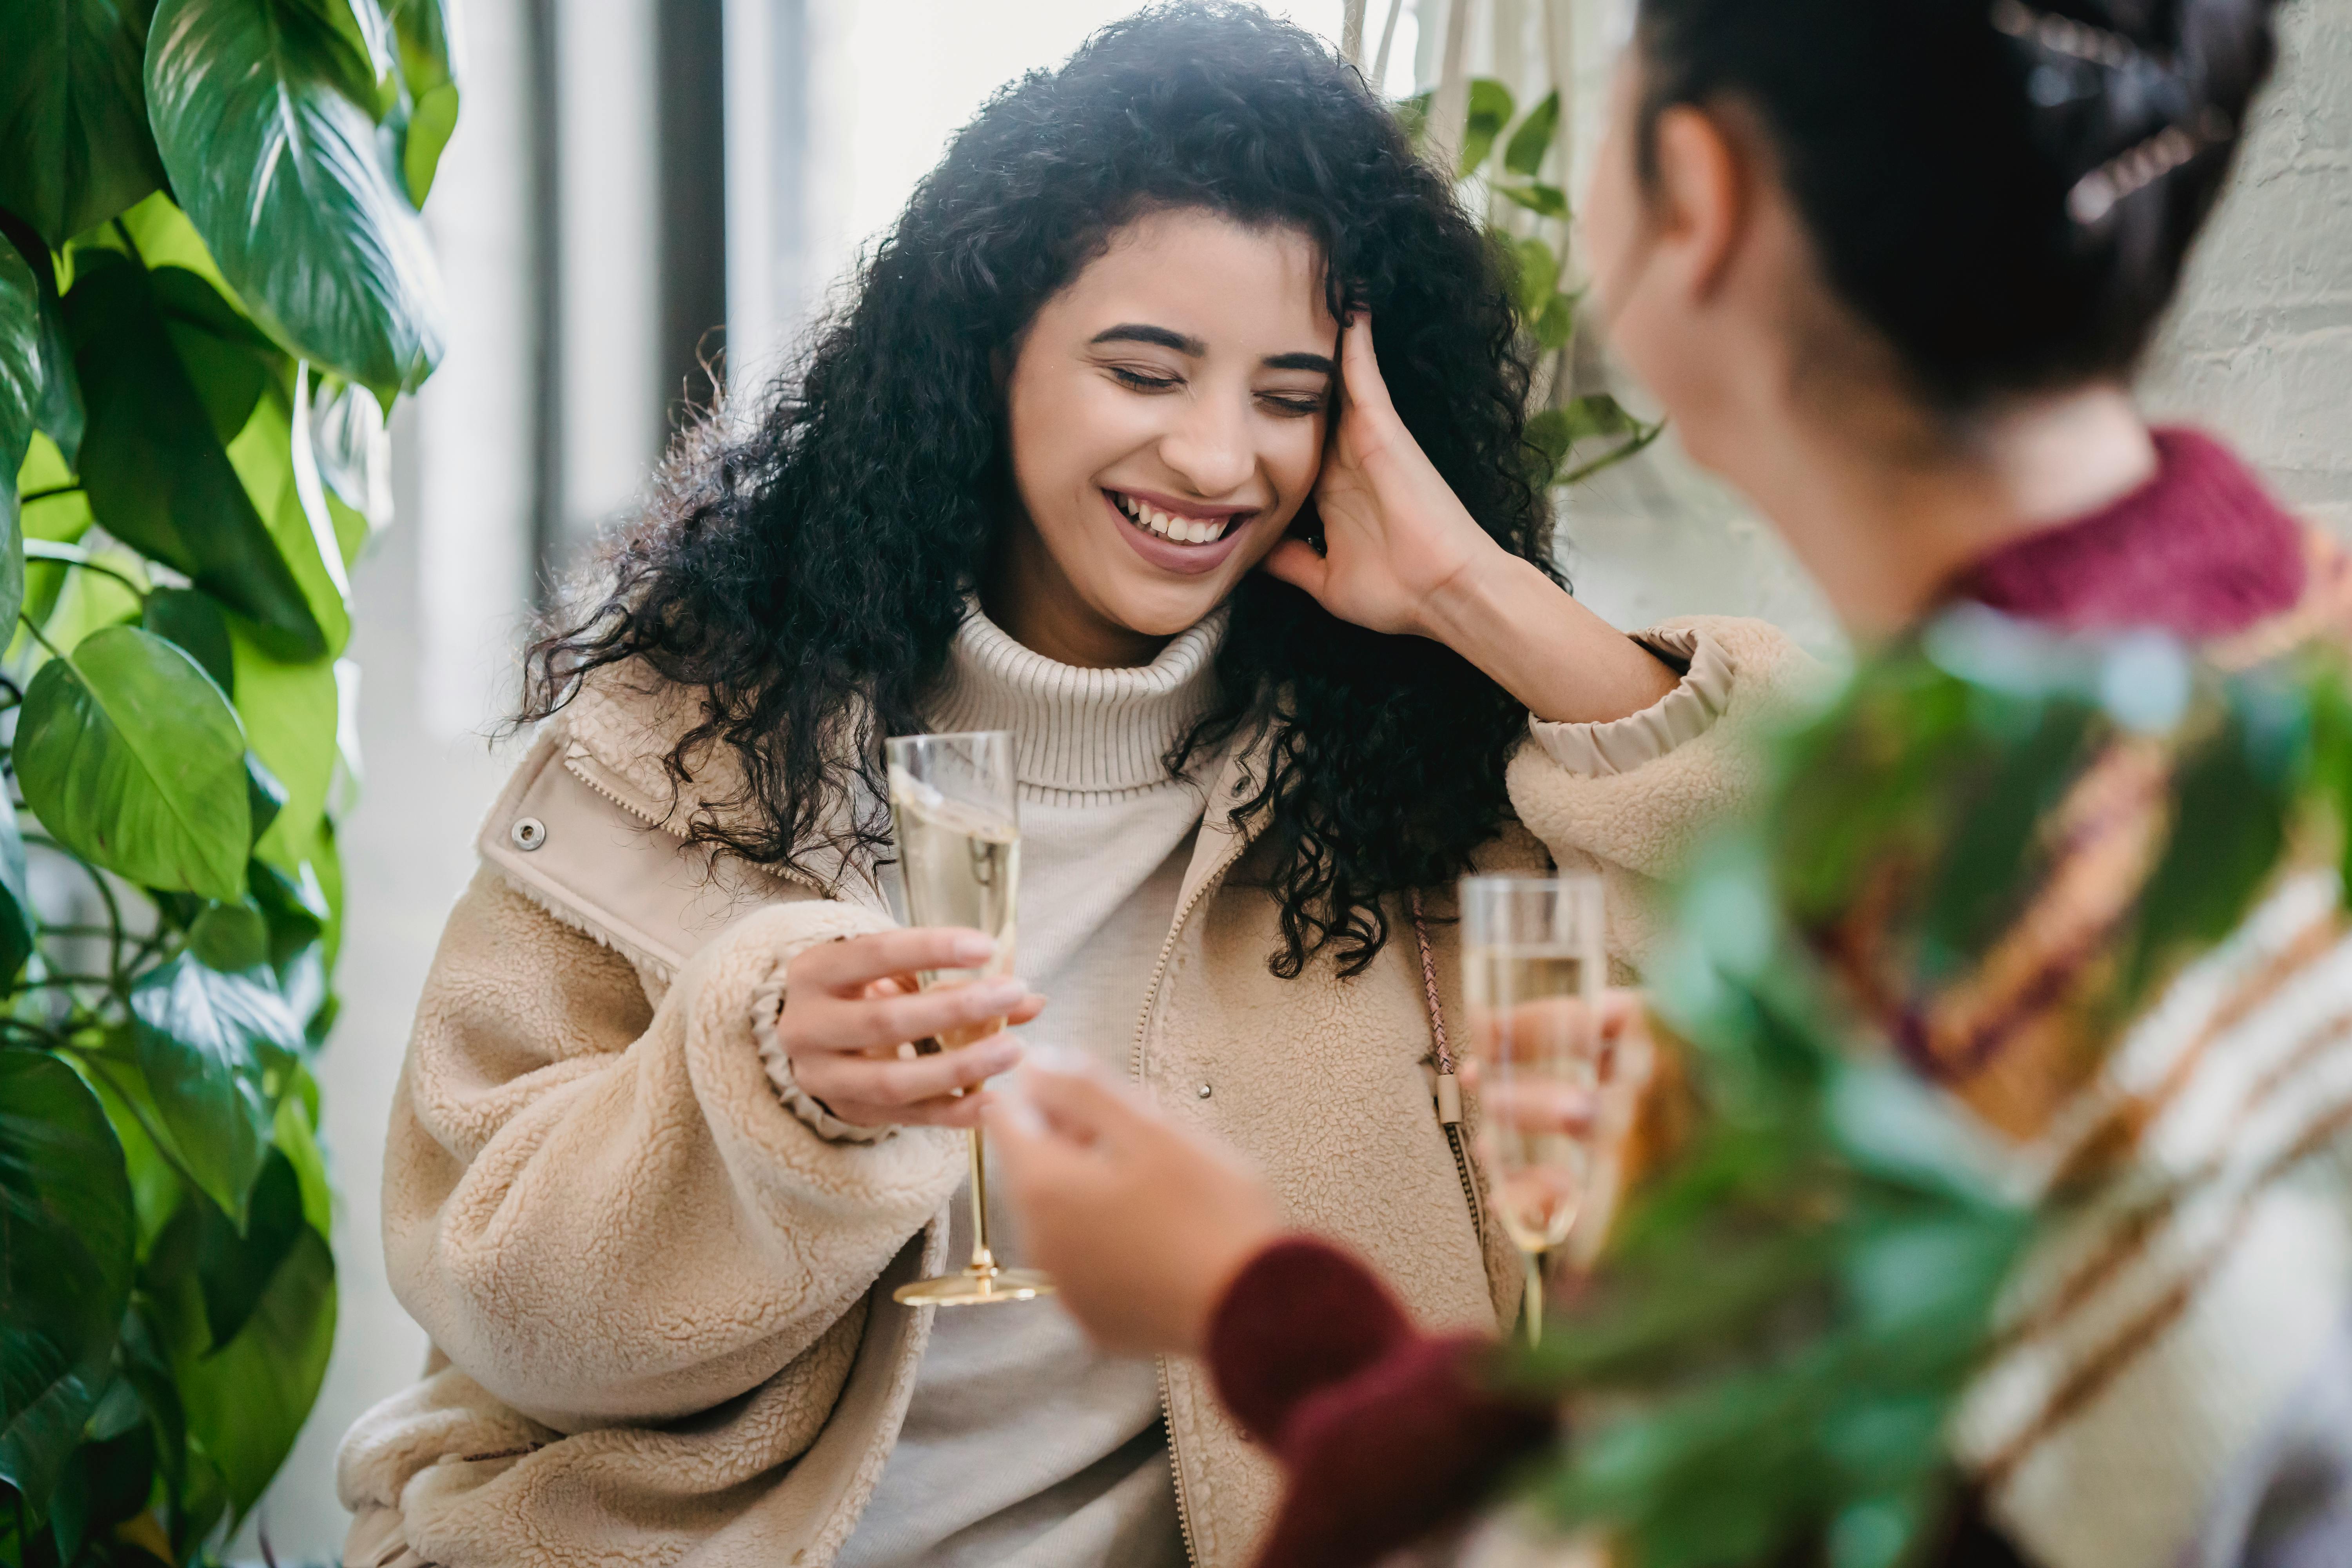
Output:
[1408, 888, 1464, 1125]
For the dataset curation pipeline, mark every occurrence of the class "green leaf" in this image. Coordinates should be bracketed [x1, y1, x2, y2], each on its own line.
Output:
[0, 793, 36, 985]
[250, 857, 327, 969]
[247, 751, 290, 845]
[143, 586, 237, 693]
[0, 241, 37, 637]
[1534, 291, 1577, 352]
[82, 1054, 192, 1252]
[2, 219, 87, 469]
[189, 899, 270, 972]
[314, 0, 398, 100]
[232, 626, 341, 864]
[147, 0, 449, 397]
[152, 263, 288, 446]
[1503, 90, 1560, 177]
[184, 1148, 305, 1348]
[385, 0, 460, 204]
[273, 1080, 329, 1236]
[30, 540, 146, 661]
[1508, 236, 1557, 321]
[2128, 702, 2291, 993]
[1525, 407, 1575, 483]
[1460, 77, 1515, 177]
[104, 189, 237, 305]
[0, 0, 168, 249]
[129, 953, 304, 1226]
[0, 1051, 136, 1511]
[47, 1422, 157, 1565]
[16, 624, 254, 900]
[173, 1224, 333, 1520]
[312, 373, 391, 532]
[227, 385, 353, 657]
[1396, 90, 1432, 151]
[1497, 180, 1570, 220]
[64, 250, 330, 658]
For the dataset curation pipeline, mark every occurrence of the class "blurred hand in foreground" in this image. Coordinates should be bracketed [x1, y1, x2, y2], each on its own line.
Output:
[988, 1052, 1283, 1356]
[1464, 986, 1661, 1264]
[1462, 985, 1656, 1131]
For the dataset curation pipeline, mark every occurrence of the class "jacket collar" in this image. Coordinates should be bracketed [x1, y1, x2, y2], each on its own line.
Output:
[561, 662, 1278, 920]
[558, 664, 893, 913]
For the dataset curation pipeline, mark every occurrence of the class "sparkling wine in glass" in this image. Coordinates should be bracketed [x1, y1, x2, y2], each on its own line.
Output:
[1460, 873, 1606, 1347]
[885, 731, 1052, 1307]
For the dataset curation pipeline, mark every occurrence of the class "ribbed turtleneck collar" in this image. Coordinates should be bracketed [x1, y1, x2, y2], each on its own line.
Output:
[927, 603, 1228, 797]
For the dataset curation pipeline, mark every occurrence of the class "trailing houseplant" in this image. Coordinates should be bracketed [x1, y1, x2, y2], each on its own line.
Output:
[0, 2, 457, 1562]
[1404, 74, 1666, 490]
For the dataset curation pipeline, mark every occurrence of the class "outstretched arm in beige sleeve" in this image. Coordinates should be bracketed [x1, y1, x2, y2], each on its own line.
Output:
[382, 869, 1005, 1430]
[1504, 615, 1821, 958]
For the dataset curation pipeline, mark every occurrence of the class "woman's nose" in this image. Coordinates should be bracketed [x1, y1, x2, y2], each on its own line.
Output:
[1157, 394, 1255, 498]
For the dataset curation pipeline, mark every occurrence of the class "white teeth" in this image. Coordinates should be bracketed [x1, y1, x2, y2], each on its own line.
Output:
[1113, 491, 1229, 545]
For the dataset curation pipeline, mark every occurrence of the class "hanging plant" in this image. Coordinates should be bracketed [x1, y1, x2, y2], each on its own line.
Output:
[0, 1, 457, 1562]
[1394, 59, 1666, 492]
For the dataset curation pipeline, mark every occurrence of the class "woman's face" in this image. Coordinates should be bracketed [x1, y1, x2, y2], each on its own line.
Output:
[998, 207, 1338, 658]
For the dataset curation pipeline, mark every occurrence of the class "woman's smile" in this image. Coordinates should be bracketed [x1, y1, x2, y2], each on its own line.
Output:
[1101, 486, 1261, 575]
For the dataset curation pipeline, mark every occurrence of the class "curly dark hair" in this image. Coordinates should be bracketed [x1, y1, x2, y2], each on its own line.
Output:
[522, 2, 1549, 978]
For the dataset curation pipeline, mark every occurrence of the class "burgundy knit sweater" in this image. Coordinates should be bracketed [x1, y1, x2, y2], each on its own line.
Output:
[1204, 427, 2307, 1568]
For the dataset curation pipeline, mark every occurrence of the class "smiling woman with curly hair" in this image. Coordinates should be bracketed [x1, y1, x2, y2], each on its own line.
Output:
[335, 8, 1802, 1568]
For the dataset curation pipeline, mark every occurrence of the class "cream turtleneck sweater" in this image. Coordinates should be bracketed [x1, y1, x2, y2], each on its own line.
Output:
[835, 605, 1228, 1568]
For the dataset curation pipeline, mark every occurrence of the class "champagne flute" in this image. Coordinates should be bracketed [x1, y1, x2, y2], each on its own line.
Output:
[885, 731, 1054, 1307]
[1460, 873, 1606, 1347]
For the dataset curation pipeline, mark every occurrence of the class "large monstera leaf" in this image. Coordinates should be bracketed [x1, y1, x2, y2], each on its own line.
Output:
[0, 1051, 136, 1512]
[146, 0, 446, 398]
[0, 0, 167, 249]
[15, 622, 253, 902]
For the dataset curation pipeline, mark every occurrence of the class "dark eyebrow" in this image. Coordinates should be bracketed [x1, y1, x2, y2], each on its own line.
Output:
[1262, 351, 1336, 375]
[1089, 323, 1206, 356]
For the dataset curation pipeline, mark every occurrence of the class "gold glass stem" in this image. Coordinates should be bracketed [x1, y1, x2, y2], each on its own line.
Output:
[1522, 1249, 1545, 1349]
[965, 1128, 995, 1274]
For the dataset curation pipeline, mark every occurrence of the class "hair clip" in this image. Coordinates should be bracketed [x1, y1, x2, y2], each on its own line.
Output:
[1989, 0, 2141, 69]
[2067, 105, 2234, 223]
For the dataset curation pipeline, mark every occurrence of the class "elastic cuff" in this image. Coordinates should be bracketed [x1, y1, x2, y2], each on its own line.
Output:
[1207, 1236, 1414, 1445]
[1530, 626, 1733, 777]
[750, 976, 894, 1145]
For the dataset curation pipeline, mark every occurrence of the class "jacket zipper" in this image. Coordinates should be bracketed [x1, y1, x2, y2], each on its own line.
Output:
[1131, 824, 1256, 1568]
[560, 751, 835, 899]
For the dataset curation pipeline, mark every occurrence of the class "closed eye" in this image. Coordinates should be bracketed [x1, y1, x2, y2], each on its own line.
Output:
[1109, 366, 1181, 393]
[1259, 392, 1326, 418]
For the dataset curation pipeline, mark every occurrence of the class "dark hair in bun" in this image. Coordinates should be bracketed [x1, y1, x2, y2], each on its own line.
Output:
[1633, 0, 2285, 408]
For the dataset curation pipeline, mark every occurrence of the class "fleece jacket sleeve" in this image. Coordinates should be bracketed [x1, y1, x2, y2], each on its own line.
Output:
[380, 866, 966, 1432]
[1506, 614, 1821, 960]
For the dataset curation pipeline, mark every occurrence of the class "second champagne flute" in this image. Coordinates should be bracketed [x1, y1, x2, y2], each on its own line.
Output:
[1460, 872, 1606, 1347]
[884, 731, 1054, 1306]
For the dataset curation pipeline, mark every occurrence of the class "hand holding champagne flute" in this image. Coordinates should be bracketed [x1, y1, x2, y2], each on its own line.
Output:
[1460, 873, 1607, 1347]
[885, 731, 1054, 1307]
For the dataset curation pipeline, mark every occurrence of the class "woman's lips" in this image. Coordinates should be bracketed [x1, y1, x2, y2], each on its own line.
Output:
[1102, 488, 1256, 577]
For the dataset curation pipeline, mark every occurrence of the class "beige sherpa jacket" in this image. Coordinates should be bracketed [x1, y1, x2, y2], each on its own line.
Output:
[337, 615, 1813, 1568]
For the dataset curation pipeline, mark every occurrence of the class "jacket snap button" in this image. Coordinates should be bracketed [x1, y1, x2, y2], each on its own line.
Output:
[1196, 1083, 1212, 1099]
[511, 817, 547, 851]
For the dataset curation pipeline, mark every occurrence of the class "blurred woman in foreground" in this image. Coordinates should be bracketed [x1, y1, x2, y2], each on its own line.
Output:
[995, 0, 2352, 1563]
